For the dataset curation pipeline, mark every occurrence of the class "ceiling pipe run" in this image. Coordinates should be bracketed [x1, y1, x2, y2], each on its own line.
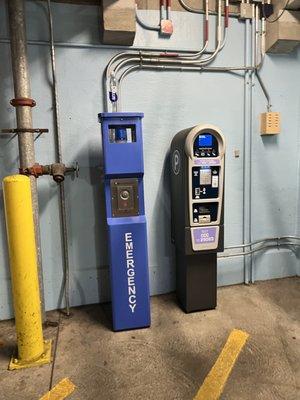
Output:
[106, 0, 227, 111]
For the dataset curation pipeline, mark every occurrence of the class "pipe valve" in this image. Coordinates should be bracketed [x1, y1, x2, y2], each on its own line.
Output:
[20, 162, 79, 183]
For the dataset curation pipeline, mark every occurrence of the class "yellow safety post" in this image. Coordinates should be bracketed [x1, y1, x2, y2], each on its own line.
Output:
[2, 175, 52, 370]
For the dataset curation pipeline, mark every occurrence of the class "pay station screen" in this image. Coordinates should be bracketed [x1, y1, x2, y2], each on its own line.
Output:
[198, 134, 213, 147]
[194, 133, 218, 157]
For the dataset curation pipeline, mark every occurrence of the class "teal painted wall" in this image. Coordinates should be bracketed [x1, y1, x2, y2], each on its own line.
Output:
[0, 1, 299, 319]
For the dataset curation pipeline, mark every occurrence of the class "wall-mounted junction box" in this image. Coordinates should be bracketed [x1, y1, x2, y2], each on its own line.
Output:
[160, 19, 173, 36]
[239, 3, 253, 20]
[260, 112, 281, 135]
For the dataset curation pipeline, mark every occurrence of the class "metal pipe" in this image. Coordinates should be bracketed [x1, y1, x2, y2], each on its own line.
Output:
[113, 2, 265, 111]
[114, 0, 223, 76]
[0, 37, 217, 54]
[116, 62, 248, 111]
[46, 0, 70, 316]
[178, 0, 239, 17]
[108, 0, 225, 110]
[107, 14, 226, 72]
[160, 0, 165, 21]
[119, 64, 254, 85]
[116, 62, 255, 112]
[243, 17, 251, 284]
[116, 63, 255, 111]
[3, 175, 51, 370]
[106, 0, 226, 86]
[135, 4, 160, 31]
[224, 235, 300, 250]
[255, 9, 271, 111]
[7, 0, 45, 317]
[173, 0, 209, 59]
[249, 5, 255, 283]
[166, 0, 171, 20]
[255, 5, 259, 68]
[219, 242, 300, 258]
[256, 71, 271, 111]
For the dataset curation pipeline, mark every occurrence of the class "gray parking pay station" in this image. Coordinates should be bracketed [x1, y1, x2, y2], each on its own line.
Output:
[170, 124, 226, 313]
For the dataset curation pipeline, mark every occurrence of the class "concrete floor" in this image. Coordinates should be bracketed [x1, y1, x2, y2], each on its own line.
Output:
[0, 277, 299, 400]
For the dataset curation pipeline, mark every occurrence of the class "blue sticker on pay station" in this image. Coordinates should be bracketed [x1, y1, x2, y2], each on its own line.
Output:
[192, 227, 219, 251]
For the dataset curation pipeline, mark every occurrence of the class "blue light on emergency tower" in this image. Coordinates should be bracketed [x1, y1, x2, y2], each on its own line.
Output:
[98, 112, 151, 331]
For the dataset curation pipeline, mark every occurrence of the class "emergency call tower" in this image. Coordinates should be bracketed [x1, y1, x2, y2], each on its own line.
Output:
[99, 112, 151, 331]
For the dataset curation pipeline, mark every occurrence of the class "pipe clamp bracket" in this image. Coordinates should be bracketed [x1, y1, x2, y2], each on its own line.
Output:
[10, 98, 36, 107]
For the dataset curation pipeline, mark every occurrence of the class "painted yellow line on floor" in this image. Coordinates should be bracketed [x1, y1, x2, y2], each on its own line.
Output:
[193, 329, 249, 400]
[39, 378, 76, 400]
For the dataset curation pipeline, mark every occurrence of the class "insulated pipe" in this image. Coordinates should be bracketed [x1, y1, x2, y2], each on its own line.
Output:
[7, 0, 45, 317]
[2, 175, 51, 370]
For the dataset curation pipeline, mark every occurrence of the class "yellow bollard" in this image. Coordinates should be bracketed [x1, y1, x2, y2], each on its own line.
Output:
[2, 175, 51, 370]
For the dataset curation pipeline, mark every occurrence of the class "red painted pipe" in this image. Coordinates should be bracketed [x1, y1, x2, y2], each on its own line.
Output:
[159, 52, 179, 57]
[225, 5, 229, 28]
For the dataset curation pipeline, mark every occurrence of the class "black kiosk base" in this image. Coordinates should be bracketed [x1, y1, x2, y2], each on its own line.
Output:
[176, 251, 217, 313]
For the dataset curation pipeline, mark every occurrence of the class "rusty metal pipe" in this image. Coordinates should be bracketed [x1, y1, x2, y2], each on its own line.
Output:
[7, 0, 45, 317]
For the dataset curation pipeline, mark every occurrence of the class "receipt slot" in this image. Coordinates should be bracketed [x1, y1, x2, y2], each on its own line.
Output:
[98, 112, 150, 331]
[170, 124, 225, 313]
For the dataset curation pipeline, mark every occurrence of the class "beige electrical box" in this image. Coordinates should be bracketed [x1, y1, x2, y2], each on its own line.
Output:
[239, 3, 253, 19]
[260, 112, 281, 135]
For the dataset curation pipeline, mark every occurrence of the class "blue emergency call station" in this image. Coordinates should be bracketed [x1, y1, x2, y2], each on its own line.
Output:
[98, 112, 151, 331]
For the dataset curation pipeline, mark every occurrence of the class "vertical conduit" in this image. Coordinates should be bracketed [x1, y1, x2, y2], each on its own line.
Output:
[7, 0, 45, 316]
[46, 0, 70, 315]
[243, 18, 252, 284]
[249, 6, 255, 283]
